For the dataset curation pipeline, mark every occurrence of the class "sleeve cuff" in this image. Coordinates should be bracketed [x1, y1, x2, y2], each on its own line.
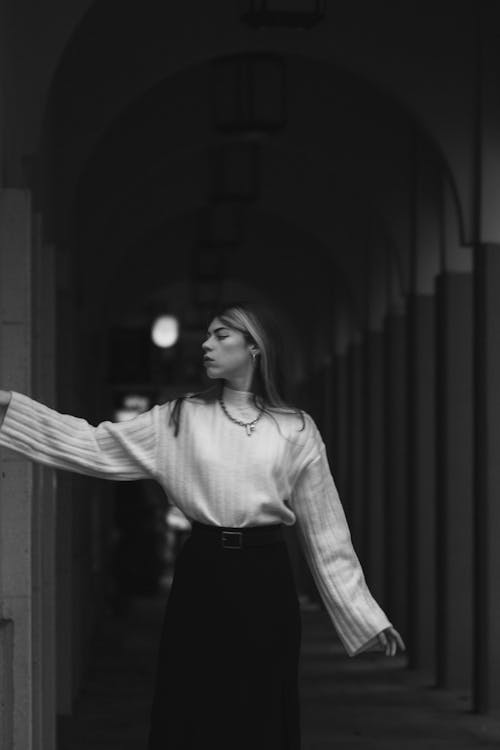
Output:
[347, 619, 393, 657]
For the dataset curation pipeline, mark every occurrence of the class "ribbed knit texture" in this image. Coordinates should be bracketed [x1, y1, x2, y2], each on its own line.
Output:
[0, 386, 391, 656]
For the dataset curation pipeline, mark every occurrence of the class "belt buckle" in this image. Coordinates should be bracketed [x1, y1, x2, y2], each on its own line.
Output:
[221, 531, 243, 550]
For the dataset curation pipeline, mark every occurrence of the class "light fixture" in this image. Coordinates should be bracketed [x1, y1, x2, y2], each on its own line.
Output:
[197, 202, 243, 248]
[209, 142, 260, 202]
[212, 53, 287, 135]
[151, 315, 179, 348]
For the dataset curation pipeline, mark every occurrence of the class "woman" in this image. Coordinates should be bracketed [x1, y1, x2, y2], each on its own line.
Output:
[0, 301, 405, 749]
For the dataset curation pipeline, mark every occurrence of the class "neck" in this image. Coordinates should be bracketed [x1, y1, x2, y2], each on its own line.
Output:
[224, 382, 252, 393]
[222, 375, 254, 392]
[221, 381, 254, 406]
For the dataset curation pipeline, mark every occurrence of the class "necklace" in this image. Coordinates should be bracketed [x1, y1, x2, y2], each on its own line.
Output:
[218, 397, 264, 436]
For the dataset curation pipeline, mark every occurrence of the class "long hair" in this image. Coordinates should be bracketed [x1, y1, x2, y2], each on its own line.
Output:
[169, 300, 305, 435]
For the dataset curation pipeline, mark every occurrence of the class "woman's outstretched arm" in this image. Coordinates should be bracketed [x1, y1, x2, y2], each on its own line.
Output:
[0, 390, 167, 481]
[290, 414, 405, 658]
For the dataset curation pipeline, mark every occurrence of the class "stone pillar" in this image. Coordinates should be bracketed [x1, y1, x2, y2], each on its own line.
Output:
[30, 214, 57, 750]
[364, 331, 386, 604]
[55, 245, 78, 726]
[468, 7, 500, 712]
[0, 189, 34, 750]
[435, 272, 473, 691]
[0, 619, 14, 747]
[383, 311, 409, 640]
[407, 293, 437, 675]
[56, 246, 106, 728]
[474, 244, 500, 713]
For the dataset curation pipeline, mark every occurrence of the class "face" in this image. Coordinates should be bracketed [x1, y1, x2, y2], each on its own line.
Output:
[201, 317, 255, 380]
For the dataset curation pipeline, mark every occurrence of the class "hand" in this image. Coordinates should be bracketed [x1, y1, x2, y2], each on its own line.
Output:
[377, 626, 406, 656]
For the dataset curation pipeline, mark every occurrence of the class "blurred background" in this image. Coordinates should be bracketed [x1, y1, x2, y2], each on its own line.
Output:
[2, 1, 500, 748]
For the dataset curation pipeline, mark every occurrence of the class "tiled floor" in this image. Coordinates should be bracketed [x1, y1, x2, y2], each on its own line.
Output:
[60, 593, 500, 749]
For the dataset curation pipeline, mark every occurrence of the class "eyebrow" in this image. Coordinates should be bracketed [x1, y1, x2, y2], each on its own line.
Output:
[206, 326, 230, 335]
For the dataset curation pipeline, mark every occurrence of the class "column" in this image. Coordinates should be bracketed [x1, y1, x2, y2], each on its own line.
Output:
[469, 8, 500, 711]
[473, 244, 500, 713]
[407, 293, 436, 675]
[55, 244, 78, 730]
[30, 215, 57, 749]
[0, 189, 34, 750]
[364, 330, 386, 604]
[383, 310, 409, 640]
[435, 272, 473, 691]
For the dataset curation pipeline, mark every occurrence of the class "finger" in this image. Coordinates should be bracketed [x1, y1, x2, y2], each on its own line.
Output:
[378, 631, 388, 651]
[392, 630, 406, 652]
[386, 627, 404, 652]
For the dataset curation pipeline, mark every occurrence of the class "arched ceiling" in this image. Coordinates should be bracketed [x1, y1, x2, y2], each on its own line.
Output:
[76, 147, 390, 325]
[2, 0, 477, 245]
[44, 0, 473, 232]
[10, 0, 471, 367]
[71, 52, 447, 333]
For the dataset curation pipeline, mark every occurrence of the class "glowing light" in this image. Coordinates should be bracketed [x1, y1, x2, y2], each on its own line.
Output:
[124, 394, 150, 412]
[151, 315, 179, 348]
[115, 395, 151, 422]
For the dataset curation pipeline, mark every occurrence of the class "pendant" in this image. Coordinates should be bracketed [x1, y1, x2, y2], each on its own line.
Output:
[246, 424, 254, 436]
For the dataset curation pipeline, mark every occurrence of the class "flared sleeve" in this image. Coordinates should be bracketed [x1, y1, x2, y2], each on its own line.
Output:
[0, 391, 163, 481]
[290, 414, 392, 657]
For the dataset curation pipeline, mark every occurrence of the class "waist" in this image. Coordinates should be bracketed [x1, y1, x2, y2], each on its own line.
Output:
[189, 521, 285, 550]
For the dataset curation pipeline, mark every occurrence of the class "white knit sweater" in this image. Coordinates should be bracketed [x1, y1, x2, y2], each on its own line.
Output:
[0, 384, 392, 656]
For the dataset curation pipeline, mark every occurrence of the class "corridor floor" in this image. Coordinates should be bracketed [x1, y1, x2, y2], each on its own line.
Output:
[60, 592, 500, 749]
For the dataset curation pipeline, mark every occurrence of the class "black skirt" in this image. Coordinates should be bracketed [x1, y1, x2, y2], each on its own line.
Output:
[146, 521, 302, 750]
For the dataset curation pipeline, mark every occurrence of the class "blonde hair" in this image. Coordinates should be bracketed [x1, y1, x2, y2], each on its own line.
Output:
[169, 301, 305, 435]
[216, 302, 294, 409]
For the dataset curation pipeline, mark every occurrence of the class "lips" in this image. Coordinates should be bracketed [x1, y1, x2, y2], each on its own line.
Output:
[203, 356, 214, 363]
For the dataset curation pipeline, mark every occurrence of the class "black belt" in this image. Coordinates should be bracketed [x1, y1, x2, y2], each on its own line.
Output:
[190, 521, 284, 550]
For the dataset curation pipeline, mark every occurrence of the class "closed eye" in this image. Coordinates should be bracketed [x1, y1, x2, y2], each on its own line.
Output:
[204, 334, 228, 341]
